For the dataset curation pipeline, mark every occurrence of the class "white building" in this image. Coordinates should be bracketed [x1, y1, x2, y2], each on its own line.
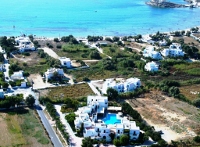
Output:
[15, 36, 35, 52]
[145, 61, 159, 72]
[143, 46, 162, 60]
[44, 68, 64, 79]
[59, 57, 71, 68]
[161, 43, 184, 57]
[159, 40, 167, 46]
[141, 36, 155, 44]
[74, 95, 140, 141]
[10, 70, 24, 80]
[102, 78, 141, 94]
[21, 81, 27, 88]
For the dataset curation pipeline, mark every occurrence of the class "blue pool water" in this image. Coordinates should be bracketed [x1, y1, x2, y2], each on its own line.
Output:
[0, 0, 200, 37]
[103, 113, 121, 125]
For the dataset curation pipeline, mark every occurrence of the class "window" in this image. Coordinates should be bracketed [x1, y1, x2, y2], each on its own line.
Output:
[133, 131, 136, 136]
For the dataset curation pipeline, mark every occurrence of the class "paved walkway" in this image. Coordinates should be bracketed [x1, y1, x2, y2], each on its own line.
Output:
[54, 105, 83, 147]
[90, 43, 112, 59]
[40, 47, 60, 59]
[88, 81, 101, 95]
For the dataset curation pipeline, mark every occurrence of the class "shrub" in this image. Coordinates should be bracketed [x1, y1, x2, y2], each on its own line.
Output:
[54, 38, 59, 42]
[56, 44, 61, 49]
[193, 136, 200, 143]
[83, 77, 90, 82]
[193, 98, 200, 107]
[22, 52, 30, 56]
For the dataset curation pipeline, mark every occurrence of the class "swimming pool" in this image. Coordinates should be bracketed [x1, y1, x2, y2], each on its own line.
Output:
[103, 113, 121, 125]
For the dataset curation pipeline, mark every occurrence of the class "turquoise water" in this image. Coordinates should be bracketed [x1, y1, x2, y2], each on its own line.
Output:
[0, 0, 200, 37]
[103, 113, 121, 125]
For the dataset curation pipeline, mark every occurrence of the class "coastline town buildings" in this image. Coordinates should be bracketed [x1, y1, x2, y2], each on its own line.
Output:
[143, 46, 162, 60]
[102, 78, 141, 94]
[15, 36, 35, 53]
[74, 96, 140, 141]
[161, 43, 184, 57]
[44, 68, 64, 80]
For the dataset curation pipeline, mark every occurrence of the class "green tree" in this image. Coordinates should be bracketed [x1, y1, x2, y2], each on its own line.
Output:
[113, 36, 120, 42]
[174, 31, 181, 36]
[79, 123, 84, 137]
[90, 50, 101, 59]
[186, 31, 191, 37]
[107, 88, 118, 100]
[109, 133, 115, 141]
[0, 53, 4, 62]
[65, 113, 76, 130]
[181, 30, 185, 35]
[169, 86, 180, 97]
[193, 136, 200, 143]
[193, 98, 200, 107]
[81, 137, 93, 147]
[54, 38, 59, 42]
[2, 82, 9, 89]
[113, 139, 121, 146]
[25, 94, 35, 106]
[120, 134, 129, 146]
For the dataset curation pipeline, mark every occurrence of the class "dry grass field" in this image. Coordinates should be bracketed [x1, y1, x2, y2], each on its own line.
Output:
[127, 90, 200, 142]
[173, 36, 200, 50]
[39, 83, 94, 101]
[0, 109, 52, 147]
[179, 84, 200, 101]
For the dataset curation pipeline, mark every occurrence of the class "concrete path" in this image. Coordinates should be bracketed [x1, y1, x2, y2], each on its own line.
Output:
[55, 105, 83, 147]
[40, 47, 60, 59]
[88, 81, 101, 95]
[90, 43, 112, 59]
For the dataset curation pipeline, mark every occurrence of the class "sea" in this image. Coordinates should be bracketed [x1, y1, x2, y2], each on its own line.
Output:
[0, 0, 200, 37]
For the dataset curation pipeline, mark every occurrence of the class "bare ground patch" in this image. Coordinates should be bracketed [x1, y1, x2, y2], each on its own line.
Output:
[28, 74, 50, 89]
[127, 91, 200, 142]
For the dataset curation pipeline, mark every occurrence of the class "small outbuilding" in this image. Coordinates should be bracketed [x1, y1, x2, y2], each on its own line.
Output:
[144, 61, 159, 72]
[59, 57, 71, 68]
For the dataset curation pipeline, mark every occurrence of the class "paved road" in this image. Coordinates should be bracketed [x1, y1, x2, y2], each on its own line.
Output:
[35, 95, 63, 147]
[36, 105, 63, 147]
[4, 87, 63, 147]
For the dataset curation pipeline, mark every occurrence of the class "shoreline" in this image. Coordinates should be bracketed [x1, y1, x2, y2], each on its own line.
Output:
[32, 25, 200, 41]
[3, 25, 200, 40]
